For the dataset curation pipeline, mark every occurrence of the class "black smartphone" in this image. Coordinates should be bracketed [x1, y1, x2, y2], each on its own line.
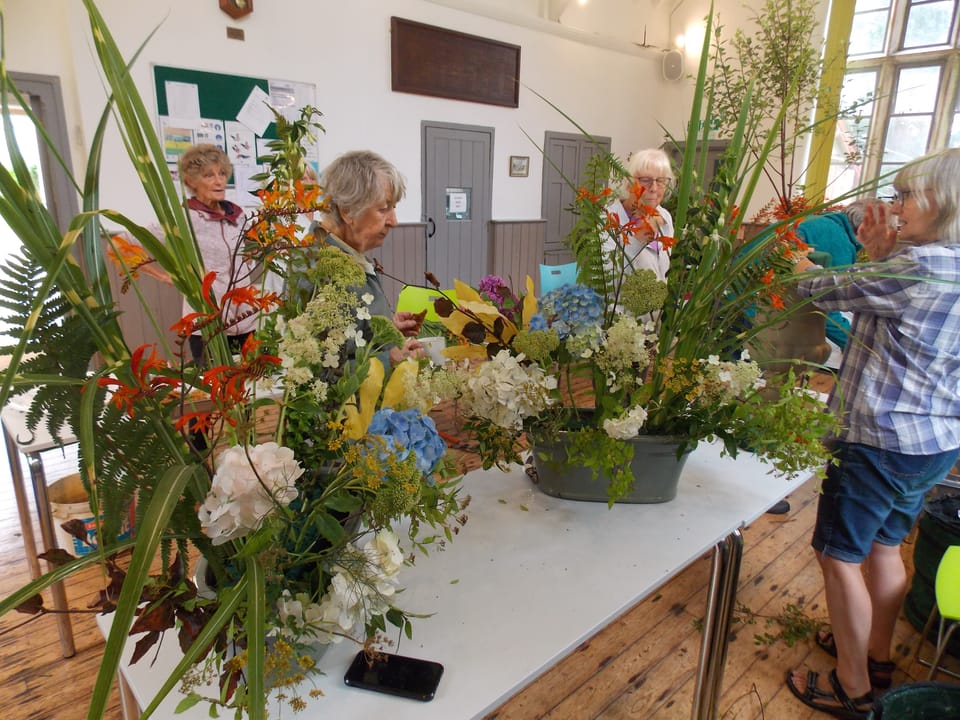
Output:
[343, 650, 444, 701]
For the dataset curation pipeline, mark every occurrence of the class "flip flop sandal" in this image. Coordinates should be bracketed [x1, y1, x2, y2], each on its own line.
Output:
[786, 668, 875, 720]
[815, 630, 896, 689]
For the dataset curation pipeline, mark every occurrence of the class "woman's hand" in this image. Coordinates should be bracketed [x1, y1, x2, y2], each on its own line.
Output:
[389, 338, 425, 365]
[393, 310, 426, 337]
[858, 203, 898, 261]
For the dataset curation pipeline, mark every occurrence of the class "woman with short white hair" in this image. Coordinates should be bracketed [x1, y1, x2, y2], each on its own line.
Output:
[602, 147, 676, 282]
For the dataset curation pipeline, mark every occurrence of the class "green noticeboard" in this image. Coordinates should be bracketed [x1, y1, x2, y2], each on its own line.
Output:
[152, 64, 317, 208]
[153, 65, 275, 138]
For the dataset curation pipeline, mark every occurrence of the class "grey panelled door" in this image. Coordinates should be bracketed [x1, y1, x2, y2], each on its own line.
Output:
[541, 131, 611, 263]
[422, 123, 493, 289]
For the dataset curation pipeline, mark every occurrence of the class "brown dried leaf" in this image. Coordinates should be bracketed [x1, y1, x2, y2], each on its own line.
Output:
[434, 297, 455, 318]
[130, 630, 161, 665]
[14, 594, 44, 614]
[38, 548, 77, 566]
[462, 322, 487, 344]
[60, 518, 89, 545]
[130, 600, 175, 635]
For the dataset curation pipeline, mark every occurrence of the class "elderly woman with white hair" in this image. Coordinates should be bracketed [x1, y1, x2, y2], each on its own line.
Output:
[602, 147, 676, 282]
[787, 148, 960, 718]
[309, 150, 423, 364]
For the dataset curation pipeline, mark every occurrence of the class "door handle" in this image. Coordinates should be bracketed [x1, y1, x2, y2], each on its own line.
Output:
[426, 217, 436, 238]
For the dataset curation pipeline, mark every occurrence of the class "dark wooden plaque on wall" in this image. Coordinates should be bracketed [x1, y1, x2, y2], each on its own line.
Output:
[391, 17, 521, 108]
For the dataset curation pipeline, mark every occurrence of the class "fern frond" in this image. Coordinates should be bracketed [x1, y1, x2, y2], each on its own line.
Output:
[0, 248, 114, 443]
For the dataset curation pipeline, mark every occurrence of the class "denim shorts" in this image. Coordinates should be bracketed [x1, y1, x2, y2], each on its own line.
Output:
[812, 441, 960, 563]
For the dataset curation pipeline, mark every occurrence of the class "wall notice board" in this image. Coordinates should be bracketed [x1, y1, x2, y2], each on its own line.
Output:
[153, 65, 317, 208]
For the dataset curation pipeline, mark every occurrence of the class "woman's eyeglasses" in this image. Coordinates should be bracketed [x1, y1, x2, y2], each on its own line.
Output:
[634, 176, 674, 188]
[883, 189, 918, 204]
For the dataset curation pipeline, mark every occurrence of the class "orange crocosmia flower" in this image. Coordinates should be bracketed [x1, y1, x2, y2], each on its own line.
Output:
[271, 222, 299, 244]
[660, 235, 677, 251]
[221, 285, 280, 314]
[761, 268, 775, 285]
[107, 235, 151, 267]
[200, 271, 219, 309]
[98, 344, 181, 417]
[128, 344, 176, 387]
[169, 312, 210, 338]
[256, 187, 284, 208]
[238, 334, 281, 367]
[203, 365, 250, 407]
[246, 221, 271, 242]
[603, 210, 622, 233]
[601, 187, 613, 197]
[770, 293, 785, 311]
[175, 410, 221, 435]
[294, 178, 321, 207]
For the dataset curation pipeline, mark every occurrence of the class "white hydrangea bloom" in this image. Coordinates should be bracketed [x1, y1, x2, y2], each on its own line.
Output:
[603, 405, 649, 439]
[198, 443, 304, 545]
[364, 529, 404, 578]
[462, 350, 556, 429]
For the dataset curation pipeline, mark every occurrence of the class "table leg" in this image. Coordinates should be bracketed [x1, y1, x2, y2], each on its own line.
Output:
[691, 529, 744, 720]
[3, 421, 41, 578]
[27, 452, 76, 658]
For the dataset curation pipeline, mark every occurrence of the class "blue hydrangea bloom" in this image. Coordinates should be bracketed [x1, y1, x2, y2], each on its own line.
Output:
[368, 407, 446, 477]
[538, 284, 603, 337]
[528, 313, 547, 331]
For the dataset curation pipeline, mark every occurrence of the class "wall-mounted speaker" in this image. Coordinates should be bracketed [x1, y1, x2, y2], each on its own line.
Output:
[662, 50, 683, 81]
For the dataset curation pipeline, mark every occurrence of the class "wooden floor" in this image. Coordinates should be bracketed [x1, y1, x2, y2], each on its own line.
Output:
[2, 391, 959, 719]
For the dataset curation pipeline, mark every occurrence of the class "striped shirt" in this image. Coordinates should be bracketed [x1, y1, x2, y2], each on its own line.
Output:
[796, 243, 960, 454]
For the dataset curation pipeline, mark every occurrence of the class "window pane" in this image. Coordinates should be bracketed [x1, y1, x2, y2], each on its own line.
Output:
[902, 0, 954, 48]
[877, 163, 903, 198]
[849, 10, 891, 54]
[893, 65, 942, 113]
[856, 0, 891, 10]
[841, 71, 878, 117]
[951, 90, 960, 147]
[884, 115, 933, 162]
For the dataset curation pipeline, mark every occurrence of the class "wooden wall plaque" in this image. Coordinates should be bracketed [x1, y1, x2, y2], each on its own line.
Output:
[391, 17, 521, 108]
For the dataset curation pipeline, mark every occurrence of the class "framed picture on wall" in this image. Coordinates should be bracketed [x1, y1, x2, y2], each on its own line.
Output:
[509, 155, 529, 177]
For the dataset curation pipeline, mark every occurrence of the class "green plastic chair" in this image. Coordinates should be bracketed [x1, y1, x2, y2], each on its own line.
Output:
[395, 285, 455, 323]
[914, 544, 960, 680]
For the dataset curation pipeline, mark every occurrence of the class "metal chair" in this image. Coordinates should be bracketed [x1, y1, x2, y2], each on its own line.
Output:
[914, 544, 960, 679]
[538, 262, 578, 295]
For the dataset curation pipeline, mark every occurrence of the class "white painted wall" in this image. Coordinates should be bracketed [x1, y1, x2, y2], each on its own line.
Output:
[4, 0, 701, 225]
[4, 0, 824, 225]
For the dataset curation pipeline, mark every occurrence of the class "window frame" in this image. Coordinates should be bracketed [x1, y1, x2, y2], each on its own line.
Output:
[831, 0, 960, 197]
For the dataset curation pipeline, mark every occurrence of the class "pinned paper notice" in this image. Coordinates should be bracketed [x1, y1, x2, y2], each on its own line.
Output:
[165, 81, 200, 119]
[236, 86, 274, 137]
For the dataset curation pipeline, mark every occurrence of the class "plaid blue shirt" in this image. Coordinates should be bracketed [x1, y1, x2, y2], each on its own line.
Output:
[796, 243, 960, 454]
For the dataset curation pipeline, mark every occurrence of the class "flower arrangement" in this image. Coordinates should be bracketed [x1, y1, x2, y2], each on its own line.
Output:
[421, 6, 842, 503]
[0, 4, 464, 719]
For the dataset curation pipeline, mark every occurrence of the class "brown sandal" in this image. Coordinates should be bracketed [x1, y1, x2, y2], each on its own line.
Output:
[786, 668, 875, 719]
[815, 630, 895, 689]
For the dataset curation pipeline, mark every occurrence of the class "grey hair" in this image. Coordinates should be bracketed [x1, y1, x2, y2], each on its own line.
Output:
[321, 150, 406, 224]
[895, 148, 960, 242]
[619, 148, 674, 199]
[842, 199, 876, 230]
[179, 144, 232, 188]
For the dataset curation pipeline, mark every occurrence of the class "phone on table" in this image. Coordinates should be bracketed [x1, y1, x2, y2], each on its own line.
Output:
[343, 650, 444, 702]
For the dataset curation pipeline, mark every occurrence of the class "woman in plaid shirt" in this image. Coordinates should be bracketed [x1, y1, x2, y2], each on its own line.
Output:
[787, 148, 960, 719]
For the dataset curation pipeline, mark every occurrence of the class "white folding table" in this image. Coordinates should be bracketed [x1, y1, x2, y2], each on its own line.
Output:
[98, 440, 811, 720]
